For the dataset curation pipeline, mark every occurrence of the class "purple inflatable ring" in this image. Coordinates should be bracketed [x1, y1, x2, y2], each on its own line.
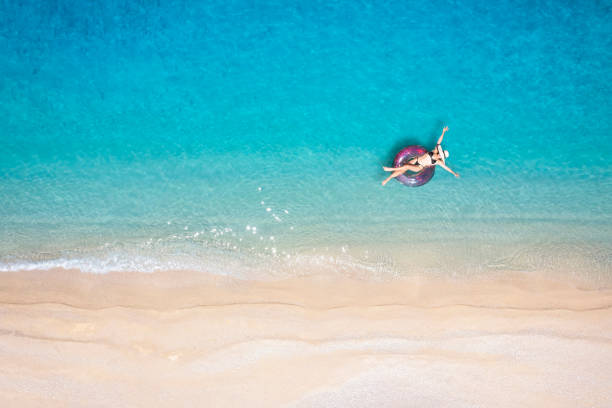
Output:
[393, 145, 435, 187]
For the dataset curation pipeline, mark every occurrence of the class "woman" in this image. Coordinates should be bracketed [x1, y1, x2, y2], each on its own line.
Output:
[382, 126, 459, 186]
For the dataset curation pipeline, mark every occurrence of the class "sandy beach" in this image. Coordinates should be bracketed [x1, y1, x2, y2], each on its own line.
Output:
[1, 269, 611, 407]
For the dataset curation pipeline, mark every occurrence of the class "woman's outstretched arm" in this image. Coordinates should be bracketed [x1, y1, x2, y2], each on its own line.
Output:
[437, 161, 460, 178]
[436, 126, 449, 145]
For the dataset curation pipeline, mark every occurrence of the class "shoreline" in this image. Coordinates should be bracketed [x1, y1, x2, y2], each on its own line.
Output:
[1, 269, 611, 407]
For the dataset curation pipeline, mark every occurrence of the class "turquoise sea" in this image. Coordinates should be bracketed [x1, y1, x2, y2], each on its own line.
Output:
[1, 0, 611, 279]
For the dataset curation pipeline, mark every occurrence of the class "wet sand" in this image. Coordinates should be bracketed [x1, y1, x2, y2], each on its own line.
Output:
[1, 269, 611, 407]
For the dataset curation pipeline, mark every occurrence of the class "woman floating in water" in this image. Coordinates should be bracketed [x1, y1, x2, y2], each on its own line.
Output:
[382, 126, 459, 186]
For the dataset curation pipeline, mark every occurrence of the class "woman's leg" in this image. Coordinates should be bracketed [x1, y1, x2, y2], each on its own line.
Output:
[382, 166, 419, 186]
[382, 174, 396, 186]
[383, 159, 419, 172]
[382, 170, 405, 186]
[382, 164, 423, 186]
[382, 164, 422, 172]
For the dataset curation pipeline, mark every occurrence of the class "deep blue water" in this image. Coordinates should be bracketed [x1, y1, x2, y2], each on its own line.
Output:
[1, 0, 611, 277]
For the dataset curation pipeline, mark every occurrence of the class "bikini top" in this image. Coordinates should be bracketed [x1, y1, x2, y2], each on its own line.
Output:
[417, 151, 438, 166]
[420, 144, 446, 166]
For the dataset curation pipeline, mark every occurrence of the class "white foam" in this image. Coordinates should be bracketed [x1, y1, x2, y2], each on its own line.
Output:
[0, 256, 167, 274]
[0, 242, 399, 279]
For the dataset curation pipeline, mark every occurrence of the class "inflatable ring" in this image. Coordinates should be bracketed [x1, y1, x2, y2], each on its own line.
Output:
[393, 145, 435, 187]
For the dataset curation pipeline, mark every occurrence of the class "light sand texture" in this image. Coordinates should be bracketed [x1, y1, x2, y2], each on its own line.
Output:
[1, 269, 611, 407]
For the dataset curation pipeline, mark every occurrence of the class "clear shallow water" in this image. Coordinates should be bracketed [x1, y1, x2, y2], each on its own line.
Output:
[1, 0, 611, 278]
